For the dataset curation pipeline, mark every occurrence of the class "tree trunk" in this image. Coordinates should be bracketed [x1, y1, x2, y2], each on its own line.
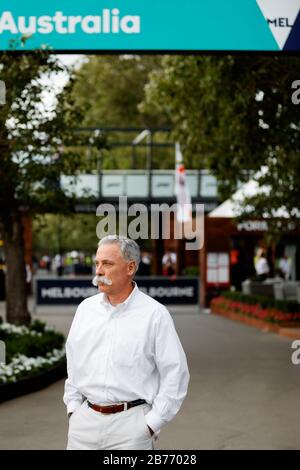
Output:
[0, 212, 31, 325]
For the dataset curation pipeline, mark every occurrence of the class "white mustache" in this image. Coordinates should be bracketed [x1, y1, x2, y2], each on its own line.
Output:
[92, 275, 113, 286]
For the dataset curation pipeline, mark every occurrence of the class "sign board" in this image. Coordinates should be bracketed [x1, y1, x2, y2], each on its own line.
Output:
[0, 1, 299, 52]
[36, 278, 97, 305]
[36, 276, 199, 306]
[207, 252, 230, 285]
[137, 277, 199, 305]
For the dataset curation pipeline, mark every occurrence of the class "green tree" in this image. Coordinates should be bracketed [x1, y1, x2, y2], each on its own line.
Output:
[72, 55, 174, 169]
[141, 55, 300, 225]
[0, 48, 101, 325]
[33, 214, 99, 255]
[73, 55, 167, 128]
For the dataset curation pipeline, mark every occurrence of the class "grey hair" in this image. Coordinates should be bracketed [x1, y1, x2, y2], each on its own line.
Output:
[97, 235, 140, 274]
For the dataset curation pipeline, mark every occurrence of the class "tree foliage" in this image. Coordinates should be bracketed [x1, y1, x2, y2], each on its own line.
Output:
[71, 55, 173, 169]
[33, 213, 99, 255]
[141, 55, 300, 223]
[0, 48, 102, 324]
[72, 55, 168, 127]
[0, 51, 95, 216]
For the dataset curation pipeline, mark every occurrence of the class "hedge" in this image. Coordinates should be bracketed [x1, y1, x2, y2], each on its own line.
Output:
[0, 319, 66, 385]
[222, 290, 299, 314]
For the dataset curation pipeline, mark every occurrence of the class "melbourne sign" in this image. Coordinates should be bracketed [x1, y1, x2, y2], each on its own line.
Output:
[36, 277, 199, 306]
[0, 1, 299, 52]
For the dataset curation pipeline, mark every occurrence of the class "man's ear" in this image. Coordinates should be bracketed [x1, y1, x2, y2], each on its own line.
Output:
[127, 261, 136, 276]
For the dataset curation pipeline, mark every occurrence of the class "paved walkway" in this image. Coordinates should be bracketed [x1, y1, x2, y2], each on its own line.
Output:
[0, 303, 300, 449]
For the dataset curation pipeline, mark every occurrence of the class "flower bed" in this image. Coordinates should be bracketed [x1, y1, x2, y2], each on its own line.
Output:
[0, 348, 65, 385]
[0, 319, 66, 401]
[211, 291, 300, 326]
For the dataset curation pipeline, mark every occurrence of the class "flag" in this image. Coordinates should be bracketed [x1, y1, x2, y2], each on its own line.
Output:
[174, 143, 192, 223]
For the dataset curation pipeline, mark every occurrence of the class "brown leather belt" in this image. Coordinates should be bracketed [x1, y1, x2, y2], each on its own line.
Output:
[87, 399, 146, 414]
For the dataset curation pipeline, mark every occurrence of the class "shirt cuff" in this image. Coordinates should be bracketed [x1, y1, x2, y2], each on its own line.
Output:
[144, 409, 166, 434]
[66, 400, 82, 415]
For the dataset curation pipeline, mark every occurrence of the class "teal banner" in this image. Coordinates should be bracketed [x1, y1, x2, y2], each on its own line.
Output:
[0, 0, 299, 52]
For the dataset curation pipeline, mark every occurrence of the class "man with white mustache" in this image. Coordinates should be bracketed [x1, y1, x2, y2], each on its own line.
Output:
[64, 235, 190, 450]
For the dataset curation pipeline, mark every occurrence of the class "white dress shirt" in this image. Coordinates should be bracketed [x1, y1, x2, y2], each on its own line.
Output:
[255, 257, 270, 276]
[63, 282, 190, 433]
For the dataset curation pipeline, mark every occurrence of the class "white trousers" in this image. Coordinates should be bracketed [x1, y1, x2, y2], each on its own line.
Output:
[67, 400, 156, 450]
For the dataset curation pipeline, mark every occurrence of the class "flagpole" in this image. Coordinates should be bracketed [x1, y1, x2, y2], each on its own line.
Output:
[175, 142, 183, 166]
[175, 143, 184, 276]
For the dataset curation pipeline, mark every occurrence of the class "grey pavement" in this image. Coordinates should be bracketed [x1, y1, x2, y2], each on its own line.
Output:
[0, 302, 300, 449]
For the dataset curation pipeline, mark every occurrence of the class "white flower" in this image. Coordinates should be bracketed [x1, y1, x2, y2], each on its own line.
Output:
[0, 321, 65, 384]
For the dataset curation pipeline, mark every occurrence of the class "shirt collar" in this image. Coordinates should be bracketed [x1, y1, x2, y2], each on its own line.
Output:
[99, 281, 138, 311]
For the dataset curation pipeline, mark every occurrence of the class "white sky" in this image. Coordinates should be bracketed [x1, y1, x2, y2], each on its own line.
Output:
[41, 54, 86, 110]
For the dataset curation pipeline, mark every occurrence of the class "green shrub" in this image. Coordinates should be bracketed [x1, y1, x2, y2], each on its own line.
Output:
[222, 290, 299, 313]
[184, 266, 199, 276]
[0, 321, 65, 364]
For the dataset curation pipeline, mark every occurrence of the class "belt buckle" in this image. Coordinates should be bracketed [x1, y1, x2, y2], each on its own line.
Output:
[123, 402, 128, 411]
